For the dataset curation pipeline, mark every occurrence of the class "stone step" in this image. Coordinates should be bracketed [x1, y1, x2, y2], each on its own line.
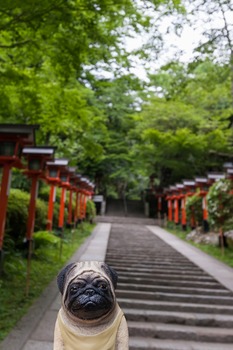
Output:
[129, 337, 233, 350]
[106, 223, 233, 348]
[118, 270, 215, 282]
[124, 308, 233, 327]
[128, 321, 233, 343]
[107, 258, 199, 269]
[118, 276, 224, 289]
[116, 289, 233, 305]
[118, 298, 233, 315]
[106, 254, 193, 266]
[110, 265, 206, 275]
[117, 282, 231, 296]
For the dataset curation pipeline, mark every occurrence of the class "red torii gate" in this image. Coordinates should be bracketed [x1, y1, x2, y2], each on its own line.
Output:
[21, 146, 56, 295]
[168, 185, 180, 225]
[46, 159, 69, 231]
[22, 146, 56, 242]
[0, 124, 39, 263]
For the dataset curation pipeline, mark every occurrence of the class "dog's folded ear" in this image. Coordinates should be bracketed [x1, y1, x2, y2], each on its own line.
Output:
[101, 263, 118, 290]
[57, 262, 75, 295]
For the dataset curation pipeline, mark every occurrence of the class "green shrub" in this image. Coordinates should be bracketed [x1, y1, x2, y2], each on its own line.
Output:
[6, 189, 30, 244]
[207, 179, 233, 231]
[5, 189, 48, 247]
[86, 199, 96, 223]
[39, 186, 70, 227]
[39, 185, 62, 205]
[11, 169, 31, 191]
[186, 193, 203, 226]
[38, 185, 50, 202]
[4, 187, 73, 249]
[34, 198, 49, 231]
[33, 231, 60, 249]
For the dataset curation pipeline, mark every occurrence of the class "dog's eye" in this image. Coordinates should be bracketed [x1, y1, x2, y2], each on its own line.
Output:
[99, 283, 107, 290]
[70, 287, 77, 293]
[70, 286, 78, 294]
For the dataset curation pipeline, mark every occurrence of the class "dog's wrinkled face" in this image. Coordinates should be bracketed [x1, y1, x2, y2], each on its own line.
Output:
[57, 262, 118, 321]
[65, 271, 115, 320]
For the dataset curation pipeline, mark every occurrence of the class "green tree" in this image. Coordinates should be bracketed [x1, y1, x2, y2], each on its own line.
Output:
[187, 0, 233, 108]
[132, 59, 233, 187]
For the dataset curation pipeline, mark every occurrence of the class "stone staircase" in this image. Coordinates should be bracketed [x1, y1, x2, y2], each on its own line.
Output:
[105, 224, 233, 350]
[105, 199, 145, 218]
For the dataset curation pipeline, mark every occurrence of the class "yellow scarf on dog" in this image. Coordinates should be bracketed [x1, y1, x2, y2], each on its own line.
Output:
[57, 306, 123, 350]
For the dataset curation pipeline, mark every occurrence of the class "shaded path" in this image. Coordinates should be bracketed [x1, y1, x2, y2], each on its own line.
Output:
[105, 223, 233, 349]
[1, 219, 233, 350]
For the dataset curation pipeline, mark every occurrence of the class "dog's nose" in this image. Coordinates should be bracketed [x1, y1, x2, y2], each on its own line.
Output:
[85, 289, 95, 296]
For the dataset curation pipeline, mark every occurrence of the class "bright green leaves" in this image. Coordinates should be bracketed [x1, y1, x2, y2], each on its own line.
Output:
[132, 57, 233, 188]
[207, 179, 233, 231]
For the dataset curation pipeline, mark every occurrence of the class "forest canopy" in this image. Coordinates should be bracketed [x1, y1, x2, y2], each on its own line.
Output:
[0, 0, 233, 198]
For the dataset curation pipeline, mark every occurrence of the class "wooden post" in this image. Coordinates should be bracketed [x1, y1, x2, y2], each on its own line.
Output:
[67, 189, 73, 226]
[46, 185, 56, 231]
[181, 196, 187, 229]
[174, 197, 179, 225]
[25, 175, 39, 296]
[168, 198, 173, 221]
[26, 176, 39, 240]
[0, 163, 12, 251]
[202, 195, 208, 221]
[58, 187, 66, 230]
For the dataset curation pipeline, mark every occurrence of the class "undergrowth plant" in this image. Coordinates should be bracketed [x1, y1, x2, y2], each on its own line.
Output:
[185, 192, 203, 227]
[207, 178, 233, 232]
[0, 222, 95, 342]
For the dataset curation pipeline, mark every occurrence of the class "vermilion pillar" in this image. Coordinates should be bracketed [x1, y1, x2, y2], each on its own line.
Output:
[67, 189, 73, 226]
[174, 197, 179, 225]
[46, 185, 56, 231]
[76, 191, 81, 221]
[58, 187, 66, 229]
[83, 191, 88, 219]
[202, 195, 208, 221]
[26, 176, 39, 241]
[73, 190, 79, 224]
[181, 195, 187, 228]
[0, 164, 12, 250]
[80, 192, 85, 219]
[167, 197, 173, 221]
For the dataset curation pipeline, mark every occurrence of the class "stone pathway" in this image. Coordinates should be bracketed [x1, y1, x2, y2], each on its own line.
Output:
[1, 219, 233, 350]
[106, 223, 233, 350]
[0, 223, 111, 350]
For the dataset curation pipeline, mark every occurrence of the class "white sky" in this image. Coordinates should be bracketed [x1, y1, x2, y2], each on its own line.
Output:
[90, 2, 233, 82]
[122, 2, 233, 81]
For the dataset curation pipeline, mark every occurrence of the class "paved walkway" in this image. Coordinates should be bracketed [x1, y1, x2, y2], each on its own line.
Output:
[1, 220, 233, 350]
[0, 223, 111, 350]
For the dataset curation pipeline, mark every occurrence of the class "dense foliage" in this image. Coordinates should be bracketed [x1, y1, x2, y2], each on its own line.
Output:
[1, 0, 233, 198]
[207, 179, 233, 231]
[185, 193, 203, 227]
[0, 223, 94, 342]
[5, 189, 48, 248]
[86, 199, 97, 223]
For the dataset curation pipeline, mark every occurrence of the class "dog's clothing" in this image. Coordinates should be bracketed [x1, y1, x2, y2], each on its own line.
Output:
[57, 304, 123, 350]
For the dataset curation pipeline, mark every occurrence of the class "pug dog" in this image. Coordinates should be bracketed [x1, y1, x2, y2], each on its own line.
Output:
[54, 261, 128, 350]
